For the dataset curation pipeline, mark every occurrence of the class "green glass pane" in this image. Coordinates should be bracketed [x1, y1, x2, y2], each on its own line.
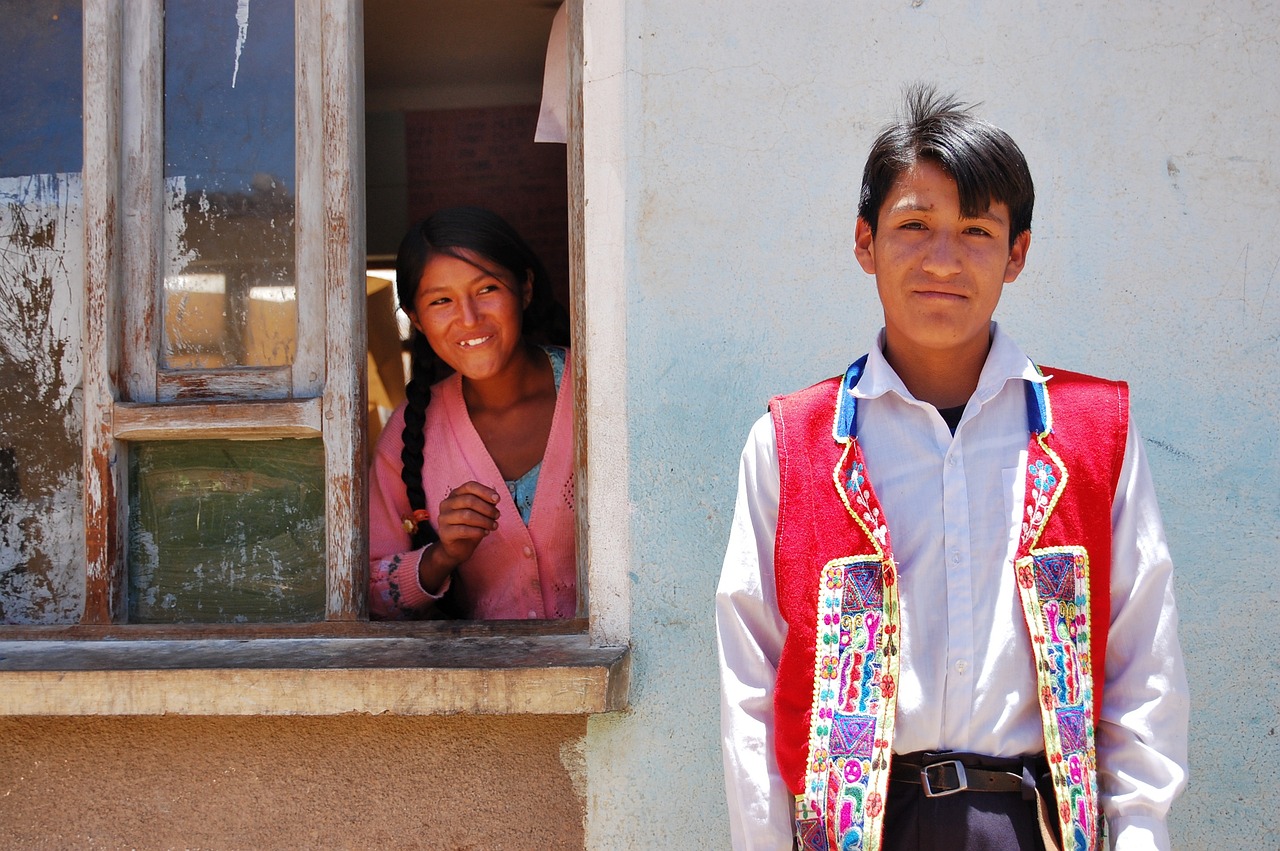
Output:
[128, 439, 325, 623]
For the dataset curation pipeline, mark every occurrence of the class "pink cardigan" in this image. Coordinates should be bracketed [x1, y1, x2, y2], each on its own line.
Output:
[368, 358, 576, 620]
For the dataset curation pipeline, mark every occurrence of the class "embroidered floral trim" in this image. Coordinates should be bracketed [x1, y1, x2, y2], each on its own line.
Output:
[795, 438, 899, 851]
[1016, 427, 1098, 851]
[797, 361, 1096, 851]
[1021, 436, 1069, 549]
[832, 444, 889, 561]
[797, 555, 896, 851]
[1016, 431, 1098, 849]
[1015, 546, 1097, 851]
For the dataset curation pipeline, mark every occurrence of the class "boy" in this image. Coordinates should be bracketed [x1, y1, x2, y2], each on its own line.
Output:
[716, 88, 1188, 851]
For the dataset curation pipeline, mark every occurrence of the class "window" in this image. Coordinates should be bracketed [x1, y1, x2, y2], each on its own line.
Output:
[0, 0, 628, 715]
[80, 0, 365, 624]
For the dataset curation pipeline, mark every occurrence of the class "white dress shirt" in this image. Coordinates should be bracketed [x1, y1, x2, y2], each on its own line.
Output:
[716, 325, 1189, 851]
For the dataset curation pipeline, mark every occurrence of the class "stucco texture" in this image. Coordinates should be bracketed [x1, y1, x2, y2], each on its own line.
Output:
[0, 715, 586, 850]
[582, 0, 1279, 848]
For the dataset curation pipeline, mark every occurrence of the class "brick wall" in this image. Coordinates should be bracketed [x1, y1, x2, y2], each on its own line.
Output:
[404, 104, 570, 310]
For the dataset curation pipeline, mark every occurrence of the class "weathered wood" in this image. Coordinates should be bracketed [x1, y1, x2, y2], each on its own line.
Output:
[0, 636, 629, 717]
[81, 0, 125, 624]
[121, 2, 301, 405]
[0, 618, 590, 641]
[568, 0, 588, 622]
[120, 0, 161, 404]
[155, 366, 294, 402]
[293, 2, 325, 397]
[321, 0, 368, 620]
[112, 398, 323, 440]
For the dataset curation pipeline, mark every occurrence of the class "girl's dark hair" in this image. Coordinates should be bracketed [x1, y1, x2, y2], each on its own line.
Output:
[396, 206, 570, 550]
[858, 84, 1035, 247]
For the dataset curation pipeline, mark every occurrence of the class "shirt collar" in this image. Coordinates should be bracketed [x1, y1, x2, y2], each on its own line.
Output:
[852, 322, 1046, 406]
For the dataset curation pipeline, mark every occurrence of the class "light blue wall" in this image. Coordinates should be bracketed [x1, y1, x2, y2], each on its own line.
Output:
[585, 1, 1280, 847]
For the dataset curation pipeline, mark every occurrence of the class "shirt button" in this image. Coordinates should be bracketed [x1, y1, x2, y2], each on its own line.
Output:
[947, 455, 957, 467]
[951, 551, 961, 565]
[955, 660, 968, 674]
[523, 546, 534, 558]
[506, 482, 517, 493]
[528, 609, 537, 618]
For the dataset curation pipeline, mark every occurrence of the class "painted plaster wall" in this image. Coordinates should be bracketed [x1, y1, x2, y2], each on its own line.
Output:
[584, 0, 1278, 848]
[0, 715, 587, 849]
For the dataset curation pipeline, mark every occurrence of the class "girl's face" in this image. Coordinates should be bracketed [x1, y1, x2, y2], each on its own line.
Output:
[407, 249, 532, 383]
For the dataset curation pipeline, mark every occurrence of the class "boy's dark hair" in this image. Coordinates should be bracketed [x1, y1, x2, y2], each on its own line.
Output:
[858, 85, 1034, 246]
[395, 206, 570, 551]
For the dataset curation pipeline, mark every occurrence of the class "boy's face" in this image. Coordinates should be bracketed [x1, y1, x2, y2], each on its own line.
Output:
[855, 158, 1029, 369]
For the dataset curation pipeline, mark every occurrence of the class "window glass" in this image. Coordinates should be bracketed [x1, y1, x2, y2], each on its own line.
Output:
[0, 0, 84, 625]
[0, 0, 82, 179]
[161, 0, 297, 369]
[127, 439, 326, 623]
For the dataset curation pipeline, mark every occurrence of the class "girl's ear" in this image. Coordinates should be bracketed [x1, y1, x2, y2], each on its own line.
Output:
[522, 271, 534, 309]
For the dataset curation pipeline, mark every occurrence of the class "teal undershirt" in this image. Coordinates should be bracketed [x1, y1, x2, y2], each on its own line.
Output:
[504, 346, 565, 525]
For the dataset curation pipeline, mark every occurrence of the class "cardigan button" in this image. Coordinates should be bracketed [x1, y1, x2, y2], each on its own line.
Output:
[523, 546, 534, 558]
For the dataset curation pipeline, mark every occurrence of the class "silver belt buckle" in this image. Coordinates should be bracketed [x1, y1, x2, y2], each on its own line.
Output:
[921, 759, 968, 797]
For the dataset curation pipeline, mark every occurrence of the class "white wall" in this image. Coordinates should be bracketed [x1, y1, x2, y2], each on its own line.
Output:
[584, 0, 1279, 847]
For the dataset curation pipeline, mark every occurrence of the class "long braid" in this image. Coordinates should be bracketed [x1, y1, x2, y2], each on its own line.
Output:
[399, 332, 442, 550]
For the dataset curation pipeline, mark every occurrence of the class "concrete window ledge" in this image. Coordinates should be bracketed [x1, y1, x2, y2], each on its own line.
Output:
[0, 634, 630, 716]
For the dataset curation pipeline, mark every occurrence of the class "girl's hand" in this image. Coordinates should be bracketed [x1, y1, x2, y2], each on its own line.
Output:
[418, 481, 500, 592]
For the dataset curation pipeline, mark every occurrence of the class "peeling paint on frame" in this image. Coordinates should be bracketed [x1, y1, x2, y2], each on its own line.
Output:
[0, 173, 86, 624]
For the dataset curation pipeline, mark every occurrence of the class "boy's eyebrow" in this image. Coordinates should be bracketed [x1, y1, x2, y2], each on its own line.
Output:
[886, 199, 933, 213]
[964, 209, 1009, 225]
[887, 199, 1009, 226]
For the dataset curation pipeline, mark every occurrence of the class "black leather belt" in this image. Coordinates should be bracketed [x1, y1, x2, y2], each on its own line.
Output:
[890, 752, 1046, 798]
[889, 752, 1062, 850]
[891, 758, 1024, 797]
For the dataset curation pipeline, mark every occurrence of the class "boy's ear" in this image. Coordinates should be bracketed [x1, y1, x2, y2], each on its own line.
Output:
[853, 217, 877, 275]
[522, 271, 534, 309]
[1004, 230, 1031, 283]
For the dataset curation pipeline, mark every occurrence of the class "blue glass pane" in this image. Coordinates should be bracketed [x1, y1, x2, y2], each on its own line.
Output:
[162, 0, 297, 369]
[0, 1, 83, 178]
[164, 0, 295, 193]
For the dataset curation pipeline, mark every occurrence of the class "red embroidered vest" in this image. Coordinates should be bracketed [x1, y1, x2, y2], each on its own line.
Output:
[771, 359, 1128, 851]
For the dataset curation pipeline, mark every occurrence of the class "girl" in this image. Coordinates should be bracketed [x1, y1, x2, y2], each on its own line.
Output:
[369, 207, 574, 619]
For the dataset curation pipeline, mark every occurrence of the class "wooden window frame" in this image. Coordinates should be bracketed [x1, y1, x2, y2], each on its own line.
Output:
[0, 0, 629, 716]
[79, 0, 364, 624]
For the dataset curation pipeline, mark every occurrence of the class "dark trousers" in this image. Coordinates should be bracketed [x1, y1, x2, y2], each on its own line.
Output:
[882, 753, 1060, 851]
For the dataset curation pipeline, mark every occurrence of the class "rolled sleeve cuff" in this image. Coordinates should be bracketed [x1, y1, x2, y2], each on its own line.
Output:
[373, 547, 450, 618]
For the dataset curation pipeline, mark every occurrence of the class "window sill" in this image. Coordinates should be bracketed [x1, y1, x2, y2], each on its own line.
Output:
[0, 631, 630, 717]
